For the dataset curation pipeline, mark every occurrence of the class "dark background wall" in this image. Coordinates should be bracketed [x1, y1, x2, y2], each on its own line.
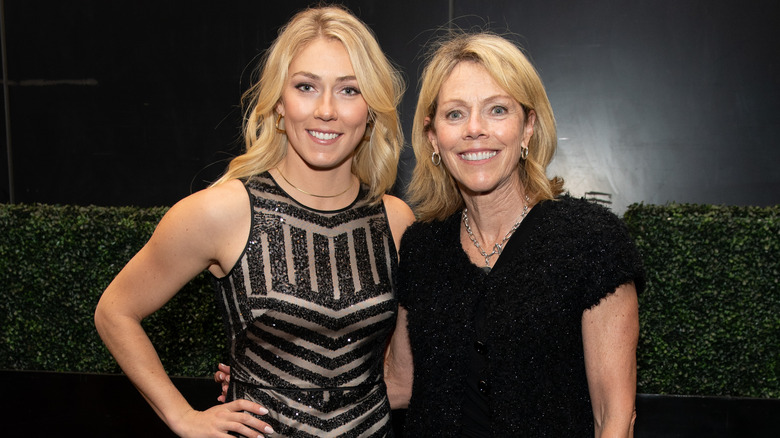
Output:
[2, 0, 778, 213]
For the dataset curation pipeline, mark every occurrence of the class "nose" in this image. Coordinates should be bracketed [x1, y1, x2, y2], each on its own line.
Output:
[314, 93, 336, 121]
[464, 113, 487, 139]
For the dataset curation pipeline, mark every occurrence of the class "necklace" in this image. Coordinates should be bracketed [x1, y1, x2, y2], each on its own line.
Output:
[462, 195, 530, 267]
[275, 167, 355, 198]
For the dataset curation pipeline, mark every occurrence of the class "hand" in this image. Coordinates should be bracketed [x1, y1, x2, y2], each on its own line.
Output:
[214, 363, 231, 403]
[171, 399, 274, 438]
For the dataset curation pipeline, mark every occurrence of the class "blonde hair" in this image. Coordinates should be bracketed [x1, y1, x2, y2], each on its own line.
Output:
[408, 32, 564, 222]
[213, 5, 405, 204]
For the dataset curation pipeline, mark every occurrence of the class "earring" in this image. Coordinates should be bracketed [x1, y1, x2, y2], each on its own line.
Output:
[275, 113, 286, 134]
[431, 151, 442, 166]
[520, 145, 529, 160]
[363, 121, 373, 142]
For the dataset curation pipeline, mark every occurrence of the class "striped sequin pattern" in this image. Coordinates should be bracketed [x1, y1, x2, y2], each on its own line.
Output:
[213, 173, 398, 437]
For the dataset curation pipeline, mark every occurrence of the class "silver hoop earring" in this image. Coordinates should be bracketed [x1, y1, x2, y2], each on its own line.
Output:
[520, 145, 529, 160]
[431, 151, 442, 166]
[275, 113, 286, 134]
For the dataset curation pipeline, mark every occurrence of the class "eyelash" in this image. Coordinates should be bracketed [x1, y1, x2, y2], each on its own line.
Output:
[294, 83, 361, 96]
[295, 83, 314, 92]
[445, 111, 462, 119]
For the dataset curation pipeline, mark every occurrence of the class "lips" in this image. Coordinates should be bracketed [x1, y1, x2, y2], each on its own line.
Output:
[460, 150, 497, 161]
[307, 130, 340, 140]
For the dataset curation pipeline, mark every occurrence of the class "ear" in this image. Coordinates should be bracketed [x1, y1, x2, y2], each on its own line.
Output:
[424, 116, 439, 153]
[275, 100, 285, 117]
[522, 109, 536, 146]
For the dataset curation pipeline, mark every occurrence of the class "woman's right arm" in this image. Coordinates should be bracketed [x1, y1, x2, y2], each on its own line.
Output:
[95, 181, 273, 437]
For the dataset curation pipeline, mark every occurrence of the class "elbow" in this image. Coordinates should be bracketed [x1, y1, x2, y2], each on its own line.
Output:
[593, 405, 637, 438]
[93, 293, 125, 340]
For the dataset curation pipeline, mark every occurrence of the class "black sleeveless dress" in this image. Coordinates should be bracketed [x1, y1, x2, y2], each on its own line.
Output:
[213, 172, 398, 437]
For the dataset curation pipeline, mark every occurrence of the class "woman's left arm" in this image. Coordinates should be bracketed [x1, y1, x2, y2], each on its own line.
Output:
[582, 282, 639, 438]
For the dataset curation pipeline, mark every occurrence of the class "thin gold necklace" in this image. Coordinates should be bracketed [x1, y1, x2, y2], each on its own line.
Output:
[275, 167, 355, 198]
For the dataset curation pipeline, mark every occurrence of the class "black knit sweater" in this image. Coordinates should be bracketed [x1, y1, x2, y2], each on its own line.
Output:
[397, 196, 645, 436]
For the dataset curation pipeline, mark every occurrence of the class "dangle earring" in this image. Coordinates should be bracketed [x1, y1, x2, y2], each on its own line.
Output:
[275, 113, 286, 134]
[431, 151, 442, 166]
[520, 144, 529, 160]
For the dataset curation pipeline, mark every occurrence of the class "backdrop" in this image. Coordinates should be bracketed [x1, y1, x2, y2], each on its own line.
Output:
[2, 0, 778, 213]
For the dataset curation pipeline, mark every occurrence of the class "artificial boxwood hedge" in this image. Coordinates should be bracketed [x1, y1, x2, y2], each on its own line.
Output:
[0, 204, 224, 377]
[1, 202, 778, 398]
[623, 203, 779, 398]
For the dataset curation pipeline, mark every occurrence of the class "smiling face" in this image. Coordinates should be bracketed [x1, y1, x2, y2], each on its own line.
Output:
[276, 37, 369, 171]
[427, 61, 535, 197]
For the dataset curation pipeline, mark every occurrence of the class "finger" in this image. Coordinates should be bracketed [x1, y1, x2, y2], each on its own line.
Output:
[234, 412, 274, 437]
[227, 399, 269, 416]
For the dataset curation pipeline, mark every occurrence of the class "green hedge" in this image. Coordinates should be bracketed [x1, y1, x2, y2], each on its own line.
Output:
[2, 202, 779, 398]
[624, 203, 780, 398]
[0, 204, 225, 377]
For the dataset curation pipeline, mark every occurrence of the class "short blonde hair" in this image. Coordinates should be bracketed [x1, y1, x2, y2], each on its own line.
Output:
[214, 5, 405, 204]
[408, 32, 564, 222]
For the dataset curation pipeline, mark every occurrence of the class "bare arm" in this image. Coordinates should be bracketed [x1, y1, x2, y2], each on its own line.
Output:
[582, 283, 639, 438]
[95, 180, 273, 437]
[384, 306, 414, 409]
[381, 194, 415, 409]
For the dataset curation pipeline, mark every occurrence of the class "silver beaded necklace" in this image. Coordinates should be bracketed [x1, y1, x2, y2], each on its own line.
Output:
[462, 195, 530, 267]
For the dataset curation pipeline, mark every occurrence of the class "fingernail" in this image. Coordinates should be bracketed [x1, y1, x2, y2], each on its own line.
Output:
[259, 407, 269, 415]
[264, 425, 275, 434]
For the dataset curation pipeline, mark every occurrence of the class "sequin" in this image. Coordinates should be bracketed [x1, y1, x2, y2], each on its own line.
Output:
[213, 172, 397, 437]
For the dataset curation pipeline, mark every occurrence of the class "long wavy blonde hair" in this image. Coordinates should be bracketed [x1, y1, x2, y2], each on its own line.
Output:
[213, 5, 405, 204]
[408, 32, 564, 222]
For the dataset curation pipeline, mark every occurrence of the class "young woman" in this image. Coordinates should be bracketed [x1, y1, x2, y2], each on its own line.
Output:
[95, 6, 414, 437]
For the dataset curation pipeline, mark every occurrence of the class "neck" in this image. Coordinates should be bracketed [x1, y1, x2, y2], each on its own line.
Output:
[272, 162, 357, 209]
[461, 188, 532, 268]
[462, 187, 530, 240]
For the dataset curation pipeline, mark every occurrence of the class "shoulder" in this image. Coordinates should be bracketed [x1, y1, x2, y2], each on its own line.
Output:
[399, 212, 459, 254]
[157, 179, 250, 250]
[538, 195, 628, 236]
[168, 179, 248, 225]
[382, 194, 415, 250]
[382, 194, 415, 228]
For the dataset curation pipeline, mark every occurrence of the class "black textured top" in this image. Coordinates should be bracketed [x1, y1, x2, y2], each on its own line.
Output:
[397, 196, 645, 436]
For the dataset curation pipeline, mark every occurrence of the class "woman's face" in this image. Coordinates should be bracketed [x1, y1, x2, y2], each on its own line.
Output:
[276, 37, 369, 171]
[427, 61, 535, 197]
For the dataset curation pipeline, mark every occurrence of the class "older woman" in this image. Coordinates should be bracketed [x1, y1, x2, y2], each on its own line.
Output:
[96, 5, 413, 437]
[387, 32, 645, 437]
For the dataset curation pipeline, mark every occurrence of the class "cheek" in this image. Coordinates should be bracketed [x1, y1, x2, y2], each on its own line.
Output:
[345, 104, 369, 127]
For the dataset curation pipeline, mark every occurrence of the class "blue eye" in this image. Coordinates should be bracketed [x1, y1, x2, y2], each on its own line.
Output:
[492, 106, 507, 115]
[446, 111, 463, 120]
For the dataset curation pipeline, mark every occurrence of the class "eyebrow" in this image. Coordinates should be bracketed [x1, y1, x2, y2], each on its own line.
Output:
[290, 71, 358, 83]
[438, 94, 514, 107]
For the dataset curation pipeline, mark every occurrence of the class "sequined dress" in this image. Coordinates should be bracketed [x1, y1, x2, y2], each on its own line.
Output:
[213, 172, 398, 437]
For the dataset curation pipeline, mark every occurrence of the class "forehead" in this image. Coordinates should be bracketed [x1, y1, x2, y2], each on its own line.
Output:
[438, 61, 508, 100]
[289, 37, 355, 75]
